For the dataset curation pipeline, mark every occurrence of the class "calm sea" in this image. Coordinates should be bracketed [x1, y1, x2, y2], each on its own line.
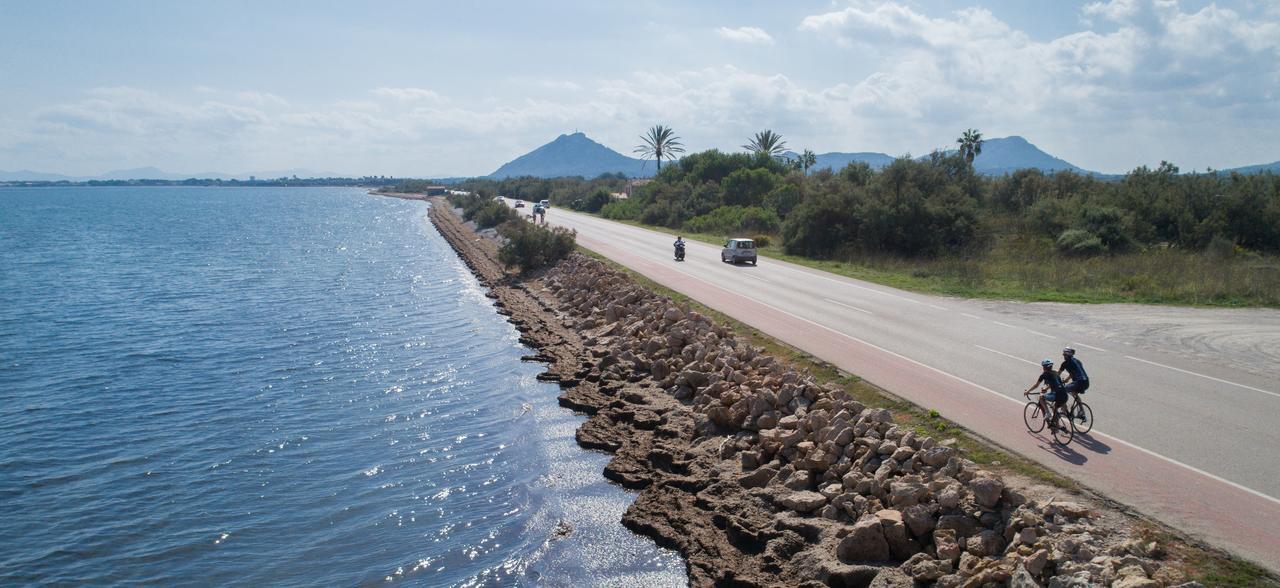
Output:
[0, 186, 684, 586]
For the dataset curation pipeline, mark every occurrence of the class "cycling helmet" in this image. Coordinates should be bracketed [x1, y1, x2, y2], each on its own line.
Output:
[1063, 347, 1076, 356]
[1041, 359, 1054, 368]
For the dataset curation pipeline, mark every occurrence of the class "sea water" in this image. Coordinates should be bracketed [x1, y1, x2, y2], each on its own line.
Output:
[0, 186, 684, 586]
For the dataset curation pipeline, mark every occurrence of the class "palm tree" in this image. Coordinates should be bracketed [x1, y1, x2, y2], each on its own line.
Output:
[800, 149, 817, 173]
[634, 125, 685, 172]
[957, 129, 984, 165]
[743, 130, 787, 158]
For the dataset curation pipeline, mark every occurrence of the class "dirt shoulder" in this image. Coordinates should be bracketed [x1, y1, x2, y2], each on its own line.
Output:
[424, 197, 1269, 588]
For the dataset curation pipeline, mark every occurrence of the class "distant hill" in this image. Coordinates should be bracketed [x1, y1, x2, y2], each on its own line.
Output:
[489, 132, 651, 179]
[0, 167, 342, 182]
[964, 136, 1087, 175]
[1221, 161, 1280, 175]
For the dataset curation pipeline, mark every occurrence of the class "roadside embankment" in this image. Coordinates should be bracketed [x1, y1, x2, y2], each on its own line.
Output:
[425, 197, 1216, 587]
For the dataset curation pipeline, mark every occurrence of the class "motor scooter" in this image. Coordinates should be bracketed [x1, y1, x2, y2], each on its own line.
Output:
[674, 242, 686, 261]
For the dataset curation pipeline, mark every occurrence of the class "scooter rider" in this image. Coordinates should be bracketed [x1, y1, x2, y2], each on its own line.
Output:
[673, 236, 686, 260]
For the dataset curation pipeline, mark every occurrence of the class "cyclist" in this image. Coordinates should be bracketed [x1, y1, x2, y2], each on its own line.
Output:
[1026, 359, 1068, 425]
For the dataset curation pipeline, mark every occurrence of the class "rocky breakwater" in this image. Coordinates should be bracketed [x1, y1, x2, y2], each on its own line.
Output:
[425, 201, 1193, 588]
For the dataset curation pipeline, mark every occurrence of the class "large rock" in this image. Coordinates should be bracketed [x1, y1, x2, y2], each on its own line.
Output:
[837, 516, 891, 562]
[970, 477, 1004, 508]
[902, 504, 937, 538]
[900, 553, 952, 582]
[876, 509, 920, 560]
[933, 529, 961, 564]
[1011, 567, 1040, 588]
[965, 529, 1004, 557]
[779, 491, 828, 514]
[918, 446, 954, 467]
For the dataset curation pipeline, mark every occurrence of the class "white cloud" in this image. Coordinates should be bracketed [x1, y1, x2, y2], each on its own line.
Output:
[370, 87, 445, 102]
[715, 26, 774, 45]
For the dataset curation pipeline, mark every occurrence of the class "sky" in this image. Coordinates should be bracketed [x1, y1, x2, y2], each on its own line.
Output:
[1, 0, 1278, 177]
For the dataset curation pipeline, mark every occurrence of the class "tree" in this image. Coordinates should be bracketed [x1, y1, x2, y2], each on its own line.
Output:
[800, 149, 817, 173]
[634, 125, 686, 172]
[743, 130, 788, 158]
[956, 128, 984, 165]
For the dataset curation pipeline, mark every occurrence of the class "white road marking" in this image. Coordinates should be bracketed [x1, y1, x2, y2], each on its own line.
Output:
[824, 298, 874, 315]
[1023, 328, 1055, 339]
[929, 304, 949, 311]
[1125, 356, 1280, 400]
[962, 313, 982, 320]
[975, 345, 1039, 366]
[573, 231, 1280, 508]
[1072, 342, 1108, 353]
[992, 320, 1018, 329]
[742, 274, 771, 284]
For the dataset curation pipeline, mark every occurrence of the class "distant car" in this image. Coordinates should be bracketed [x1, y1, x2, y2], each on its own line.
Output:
[539, 199, 550, 209]
[514, 201, 525, 208]
[721, 238, 758, 265]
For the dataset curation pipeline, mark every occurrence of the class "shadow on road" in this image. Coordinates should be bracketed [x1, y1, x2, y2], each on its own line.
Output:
[1073, 434, 1111, 455]
[1030, 432, 1088, 465]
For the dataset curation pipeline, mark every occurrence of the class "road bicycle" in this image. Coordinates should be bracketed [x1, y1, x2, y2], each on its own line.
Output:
[1023, 388, 1074, 446]
[1066, 390, 1093, 435]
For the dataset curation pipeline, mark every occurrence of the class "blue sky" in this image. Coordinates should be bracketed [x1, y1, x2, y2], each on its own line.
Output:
[1, 0, 1277, 176]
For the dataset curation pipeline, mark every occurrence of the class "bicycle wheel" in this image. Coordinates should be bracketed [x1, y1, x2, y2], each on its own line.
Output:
[1023, 402, 1045, 433]
[1049, 408, 1075, 446]
[1070, 401, 1093, 435]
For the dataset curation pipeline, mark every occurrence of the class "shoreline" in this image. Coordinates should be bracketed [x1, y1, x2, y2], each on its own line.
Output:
[422, 196, 1229, 587]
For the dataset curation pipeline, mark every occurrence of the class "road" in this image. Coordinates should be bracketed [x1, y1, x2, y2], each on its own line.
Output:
[514, 201, 1280, 570]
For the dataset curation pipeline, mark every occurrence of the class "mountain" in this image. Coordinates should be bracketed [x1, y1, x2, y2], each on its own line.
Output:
[964, 136, 1087, 175]
[489, 132, 651, 179]
[0, 170, 86, 182]
[1221, 161, 1280, 175]
[783, 151, 895, 172]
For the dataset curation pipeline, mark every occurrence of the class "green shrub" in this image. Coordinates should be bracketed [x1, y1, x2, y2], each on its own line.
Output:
[683, 205, 779, 235]
[498, 221, 576, 271]
[1056, 229, 1106, 256]
[752, 235, 771, 247]
[470, 201, 518, 229]
[601, 197, 644, 220]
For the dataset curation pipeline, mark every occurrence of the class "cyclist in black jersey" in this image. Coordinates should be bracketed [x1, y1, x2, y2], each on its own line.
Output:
[1027, 359, 1068, 411]
[1058, 347, 1089, 395]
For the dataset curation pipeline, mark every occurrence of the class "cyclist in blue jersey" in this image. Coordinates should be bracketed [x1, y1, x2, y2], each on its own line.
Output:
[1058, 347, 1089, 396]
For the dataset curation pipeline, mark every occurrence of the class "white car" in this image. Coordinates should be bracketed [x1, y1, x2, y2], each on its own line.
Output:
[539, 199, 550, 209]
[721, 238, 758, 265]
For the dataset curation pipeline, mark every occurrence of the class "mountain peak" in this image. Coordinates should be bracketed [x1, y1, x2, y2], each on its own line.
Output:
[489, 132, 650, 179]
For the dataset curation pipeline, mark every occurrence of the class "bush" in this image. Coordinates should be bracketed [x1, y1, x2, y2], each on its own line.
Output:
[574, 188, 613, 213]
[498, 221, 576, 271]
[601, 197, 644, 220]
[1056, 229, 1107, 256]
[682, 205, 779, 236]
[471, 201, 518, 229]
[752, 234, 771, 247]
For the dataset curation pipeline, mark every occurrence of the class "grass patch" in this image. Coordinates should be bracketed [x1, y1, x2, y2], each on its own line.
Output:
[600, 217, 1280, 308]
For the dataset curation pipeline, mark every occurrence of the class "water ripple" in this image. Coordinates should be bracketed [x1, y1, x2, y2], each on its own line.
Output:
[0, 187, 684, 587]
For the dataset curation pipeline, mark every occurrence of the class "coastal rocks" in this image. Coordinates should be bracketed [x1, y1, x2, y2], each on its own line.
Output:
[779, 491, 828, 514]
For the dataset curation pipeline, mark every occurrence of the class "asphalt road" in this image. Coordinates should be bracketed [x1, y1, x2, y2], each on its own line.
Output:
[510, 200, 1280, 570]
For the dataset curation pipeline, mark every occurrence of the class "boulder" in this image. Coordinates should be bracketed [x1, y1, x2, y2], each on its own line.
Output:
[933, 529, 961, 564]
[837, 516, 892, 562]
[900, 553, 952, 582]
[876, 509, 919, 560]
[902, 503, 937, 538]
[965, 529, 1004, 557]
[1011, 567, 1040, 588]
[970, 477, 1005, 509]
[779, 491, 828, 514]
[918, 446, 954, 467]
